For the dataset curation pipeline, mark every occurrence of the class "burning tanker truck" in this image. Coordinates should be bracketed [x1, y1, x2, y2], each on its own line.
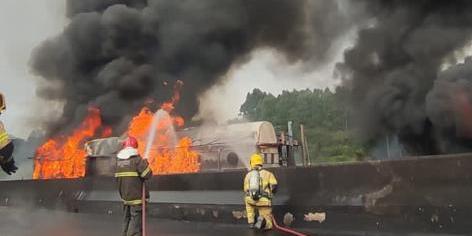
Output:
[31, 78, 296, 180]
[85, 121, 288, 176]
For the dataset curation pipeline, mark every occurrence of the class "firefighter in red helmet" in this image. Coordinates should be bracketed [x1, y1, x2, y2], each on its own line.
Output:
[115, 136, 152, 236]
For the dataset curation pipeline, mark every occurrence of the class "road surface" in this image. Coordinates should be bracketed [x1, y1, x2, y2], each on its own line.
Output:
[0, 208, 464, 236]
[0, 207, 313, 236]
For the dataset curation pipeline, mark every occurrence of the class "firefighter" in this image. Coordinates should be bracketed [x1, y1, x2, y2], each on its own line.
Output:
[244, 153, 278, 230]
[115, 136, 152, 236]
[0, 93, 17, 175]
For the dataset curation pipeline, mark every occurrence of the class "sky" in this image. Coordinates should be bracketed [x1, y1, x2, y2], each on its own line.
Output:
[0, 0, 348, 138]
[197, 31, 355, 123]
[0, 0, 66, 138]
[197, 48, 345, 123]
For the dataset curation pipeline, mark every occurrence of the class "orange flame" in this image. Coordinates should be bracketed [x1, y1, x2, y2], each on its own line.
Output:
[150, 137, 200, 174]
[127, 106, 199, 175]
[33, 80, 198, 179]
[33, 107, 104, 179]
[101, 126, 113, 137]
[126, 80, 199, 174]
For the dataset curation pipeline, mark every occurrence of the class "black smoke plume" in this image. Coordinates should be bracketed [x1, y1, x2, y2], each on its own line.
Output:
[338, 0, 472, 154]
[35, 0, 472, 156]
[31, 0, 351, 136]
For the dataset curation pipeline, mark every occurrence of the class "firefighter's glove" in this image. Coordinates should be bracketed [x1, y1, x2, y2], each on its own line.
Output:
[1, 158, 17, 175]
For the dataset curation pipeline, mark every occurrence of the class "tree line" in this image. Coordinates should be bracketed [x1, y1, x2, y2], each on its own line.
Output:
[239, 88, 367, 163]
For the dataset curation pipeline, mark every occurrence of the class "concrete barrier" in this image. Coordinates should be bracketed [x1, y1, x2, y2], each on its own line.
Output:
[1, 154, 472, 234]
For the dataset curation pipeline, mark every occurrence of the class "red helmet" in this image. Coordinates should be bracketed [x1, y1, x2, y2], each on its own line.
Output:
[122, 136, 138, 148]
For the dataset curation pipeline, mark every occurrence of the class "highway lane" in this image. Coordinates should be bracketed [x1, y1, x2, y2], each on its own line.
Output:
[1, 208, 463, 236]
[0, 208, 308, 236]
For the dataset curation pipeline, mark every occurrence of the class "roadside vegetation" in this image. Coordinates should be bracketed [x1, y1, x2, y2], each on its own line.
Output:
[239, 88, 367, 163]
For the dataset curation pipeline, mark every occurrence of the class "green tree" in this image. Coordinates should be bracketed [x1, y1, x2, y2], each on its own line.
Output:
[240, 88, 366, 163]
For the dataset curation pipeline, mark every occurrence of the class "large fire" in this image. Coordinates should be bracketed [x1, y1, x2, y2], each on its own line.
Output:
[33, 81, 200, 179]
[33, 107, 104, 179]
[127, 106, 200, 174]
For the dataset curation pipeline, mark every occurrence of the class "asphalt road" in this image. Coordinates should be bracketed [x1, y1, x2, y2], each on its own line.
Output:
[1, 208, 465, 236]
[0, 207, 311, 236]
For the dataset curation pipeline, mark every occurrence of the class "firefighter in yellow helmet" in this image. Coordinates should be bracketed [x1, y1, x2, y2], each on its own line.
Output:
[0, 93, 17, 175]
[244, 153, 278, 230]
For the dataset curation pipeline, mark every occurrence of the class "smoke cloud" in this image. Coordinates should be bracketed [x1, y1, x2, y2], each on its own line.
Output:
[338, 0, 472, 154]
[31, 0, 472, 156]
[31, 0, 353, 136]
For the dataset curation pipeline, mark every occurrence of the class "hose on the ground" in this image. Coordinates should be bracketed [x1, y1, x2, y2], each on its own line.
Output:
[272, 215, 308, 236]
[142, 186, 306, 236]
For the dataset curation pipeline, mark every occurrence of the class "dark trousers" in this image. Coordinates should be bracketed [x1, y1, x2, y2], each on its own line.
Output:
[0, 142, 13, 163]
[122, 205, 142, 236]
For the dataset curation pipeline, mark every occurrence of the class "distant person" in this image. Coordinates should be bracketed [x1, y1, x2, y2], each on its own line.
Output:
[244, 153, 278, 230]
[0, 93, 17, 175]
[115, 136, 152, 236]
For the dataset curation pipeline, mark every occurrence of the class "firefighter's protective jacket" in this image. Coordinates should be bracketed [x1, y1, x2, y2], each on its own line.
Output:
[243, 168, 278, 206]
[0, 121, 10, 150]
[115, 147, 152, 205]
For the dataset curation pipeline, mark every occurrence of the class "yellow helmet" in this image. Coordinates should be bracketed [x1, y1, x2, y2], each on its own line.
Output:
[250, 153, 263, 168]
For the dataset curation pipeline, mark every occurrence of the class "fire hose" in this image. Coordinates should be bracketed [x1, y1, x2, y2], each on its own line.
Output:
[271, 215, 308, 236]
[141, 184, 306, 236]
[142, 184, 147, 236]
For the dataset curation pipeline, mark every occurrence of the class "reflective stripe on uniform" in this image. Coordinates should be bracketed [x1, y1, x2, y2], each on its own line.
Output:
[140, 166, 151, 177]
[115, 172, 139, 177]
[123, 199, 142, 205]
[245, 196, 271, 207]
[0, 132, 9, 148]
